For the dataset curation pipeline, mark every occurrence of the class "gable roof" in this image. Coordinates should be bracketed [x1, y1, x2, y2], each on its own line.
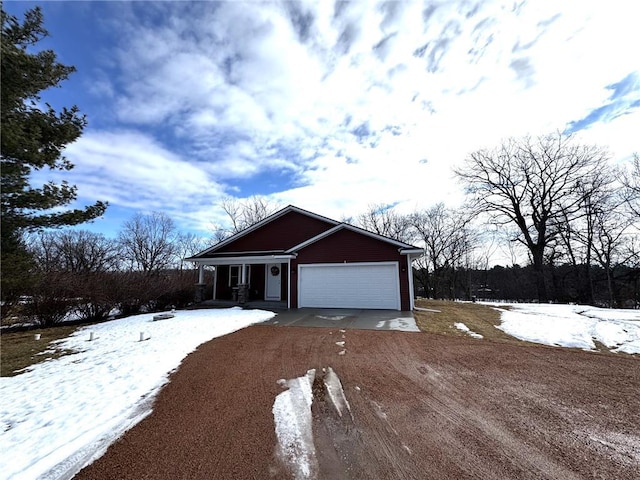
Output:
[186, 205, 339, 259]
[186, 205, 422, 261]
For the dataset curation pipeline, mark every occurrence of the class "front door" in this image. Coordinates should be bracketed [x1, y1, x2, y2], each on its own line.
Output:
[265, 263, 281, 300]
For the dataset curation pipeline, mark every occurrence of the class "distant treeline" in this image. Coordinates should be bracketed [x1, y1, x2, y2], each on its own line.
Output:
[414, 263, 639, 308]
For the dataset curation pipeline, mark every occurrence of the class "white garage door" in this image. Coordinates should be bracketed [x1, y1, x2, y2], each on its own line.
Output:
[298, 263, 400, 310]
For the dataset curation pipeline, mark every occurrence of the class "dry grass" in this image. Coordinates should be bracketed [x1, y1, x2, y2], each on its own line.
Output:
[414, 299, 535, 345]
[0, 326, 79, 377]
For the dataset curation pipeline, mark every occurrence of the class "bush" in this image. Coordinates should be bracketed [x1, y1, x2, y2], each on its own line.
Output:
[23, 272, 78, 327]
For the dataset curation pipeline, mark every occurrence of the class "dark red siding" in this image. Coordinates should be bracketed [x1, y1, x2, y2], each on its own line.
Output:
[290, 229, 412, 310]
[216, 211, 335, 253]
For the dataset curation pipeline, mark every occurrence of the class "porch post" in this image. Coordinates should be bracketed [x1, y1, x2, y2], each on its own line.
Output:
[238, 263, 249, 305]
[195, 263, 207, 303]
[287, 258, 291, 309]
[212, 266, 217, 300]
[198, 264, 205, 284]
[407, 254, 416, 311]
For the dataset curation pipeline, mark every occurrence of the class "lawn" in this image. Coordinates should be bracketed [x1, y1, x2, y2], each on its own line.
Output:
[413, 298, 525, 344]
[1, 326, 80, 377]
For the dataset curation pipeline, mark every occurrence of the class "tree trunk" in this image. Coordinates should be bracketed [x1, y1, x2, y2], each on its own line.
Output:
[605, 262, 615, 308]
[532, 249, 548, 302]
[584, 262, 595, 305]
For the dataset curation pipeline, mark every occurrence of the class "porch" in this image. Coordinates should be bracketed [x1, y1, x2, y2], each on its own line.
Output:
[194, 258, 291, 306]
[195, 299, 288, 310]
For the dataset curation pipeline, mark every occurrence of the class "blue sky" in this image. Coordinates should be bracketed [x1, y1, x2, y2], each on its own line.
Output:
[5, 0, 639, 239]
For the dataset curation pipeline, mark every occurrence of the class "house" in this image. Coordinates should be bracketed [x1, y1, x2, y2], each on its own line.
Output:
[185, 206, 423, 310]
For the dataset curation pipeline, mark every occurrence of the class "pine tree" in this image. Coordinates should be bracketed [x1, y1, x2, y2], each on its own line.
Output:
[1, 6, 107, 306]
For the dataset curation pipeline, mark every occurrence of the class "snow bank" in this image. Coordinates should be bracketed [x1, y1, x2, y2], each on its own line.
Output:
[494, 303, 640, 353]
[0, 307, 274, 480]
[273, 369, 318, 479]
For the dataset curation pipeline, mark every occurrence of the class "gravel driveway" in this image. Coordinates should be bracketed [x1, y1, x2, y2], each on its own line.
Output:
[75, 325, 640, 479]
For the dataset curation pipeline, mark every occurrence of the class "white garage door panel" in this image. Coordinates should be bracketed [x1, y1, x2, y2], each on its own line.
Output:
[299, 263, 400, 310]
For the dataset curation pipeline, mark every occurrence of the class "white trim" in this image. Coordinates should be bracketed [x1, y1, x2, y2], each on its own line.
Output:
[286, 224, 420, 254]
[195, 254, 295, 266]
[297, 261, 401, 310]
[287, 258, 291, 309]
[406, 255, 415, 310]
[198, 265, 205, 284]
[400, 248, 424, 255]
[212, 267, 218, 300]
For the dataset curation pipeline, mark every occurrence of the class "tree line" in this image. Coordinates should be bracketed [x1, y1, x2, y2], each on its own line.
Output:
[2, 213, 208, 327]
[351, 135, 639, 308]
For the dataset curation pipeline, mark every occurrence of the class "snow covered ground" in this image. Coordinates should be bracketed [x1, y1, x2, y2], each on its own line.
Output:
[487, 303, 640, 354]
[0, 307, 274, 480]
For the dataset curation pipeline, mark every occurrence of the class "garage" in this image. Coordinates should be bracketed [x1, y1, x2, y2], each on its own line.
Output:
[298, 262, 401, 310]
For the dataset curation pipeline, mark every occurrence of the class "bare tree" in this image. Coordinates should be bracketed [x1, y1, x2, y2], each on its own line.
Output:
[27, 231, 61, 273]
[454, 132, 610, 302]
[53, 230, 118, 273]
[355, 203, 414, 243]
[118, 212, 179, 273]
[621, 153, 640, 217]
[26, 230, 119, 323]
[556, 167, 617, 304]
[590, 200, 637, 307]
[218, 196, 281, 237]
[175, 232, 208, 271]
[410, 203, 475, 299]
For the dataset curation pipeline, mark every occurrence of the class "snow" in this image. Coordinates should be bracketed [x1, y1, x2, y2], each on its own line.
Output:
[376, 318, 421, 332]
[317, 315, 347, 321]
[454, 322, 484, 339]
[323, 367, 352, 420]
[273, 369, 318, 479]
[272, 367, 353, 478]
[489, 303, 640, 353]
[0, 307, 274, 480]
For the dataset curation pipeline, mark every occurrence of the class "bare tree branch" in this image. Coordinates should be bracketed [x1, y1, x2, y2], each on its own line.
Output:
[454, 131, 611, 302]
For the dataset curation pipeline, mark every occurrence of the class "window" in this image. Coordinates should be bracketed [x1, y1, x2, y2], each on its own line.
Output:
[229, 265, 251, 287]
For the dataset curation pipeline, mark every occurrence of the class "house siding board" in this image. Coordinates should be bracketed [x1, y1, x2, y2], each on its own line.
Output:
[216, 211, 334, 253]
[291, 229, 412, 310]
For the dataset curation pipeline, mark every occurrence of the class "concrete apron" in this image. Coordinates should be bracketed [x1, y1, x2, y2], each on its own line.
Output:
[261, 308, 419, 332]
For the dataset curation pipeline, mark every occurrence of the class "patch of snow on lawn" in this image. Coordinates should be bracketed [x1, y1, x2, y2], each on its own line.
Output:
[0, 308, 274, 480]
[494, 303, 640, 353]
[273, 369, 318, 480]
[454, 322, 483, 339]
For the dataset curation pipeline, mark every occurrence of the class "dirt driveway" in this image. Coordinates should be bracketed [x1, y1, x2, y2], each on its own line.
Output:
[75, 325, 640, 479]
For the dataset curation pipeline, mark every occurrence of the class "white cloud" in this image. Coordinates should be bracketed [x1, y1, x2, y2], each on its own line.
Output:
[34, 130, 228, 233]
[72, 0, 638, 232]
